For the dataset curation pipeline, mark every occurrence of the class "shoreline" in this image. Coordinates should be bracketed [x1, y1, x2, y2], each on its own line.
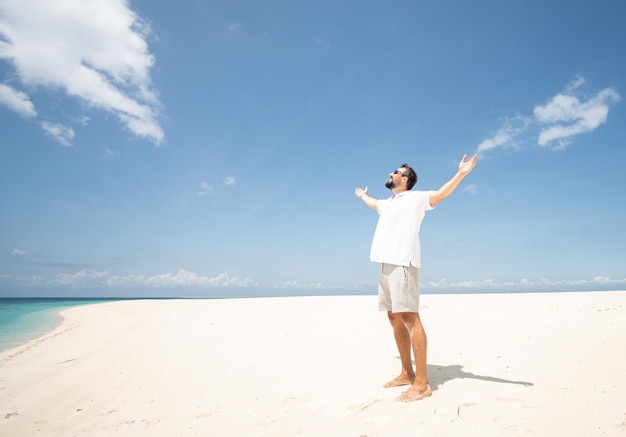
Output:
[1, 292, 625, 436]
[0, 298, 120, 353]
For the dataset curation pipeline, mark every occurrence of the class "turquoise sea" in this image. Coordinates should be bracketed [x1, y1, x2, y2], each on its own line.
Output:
[0, 298, 118, 353]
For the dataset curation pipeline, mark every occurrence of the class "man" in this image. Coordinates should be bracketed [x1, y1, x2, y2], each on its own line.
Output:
[354, 154, 477, 402]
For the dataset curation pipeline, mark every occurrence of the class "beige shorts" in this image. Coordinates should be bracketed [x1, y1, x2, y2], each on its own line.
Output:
[378, 263, 421, 313]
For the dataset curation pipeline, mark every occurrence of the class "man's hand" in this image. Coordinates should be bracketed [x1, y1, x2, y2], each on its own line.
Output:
[458, 154, 478, 176]
[429, 153, 478, 206]
[355, 186, 378, 210]
[354, 186, 368, 199]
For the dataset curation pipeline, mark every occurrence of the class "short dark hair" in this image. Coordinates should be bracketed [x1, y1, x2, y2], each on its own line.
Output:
[400, 163, 417, 190]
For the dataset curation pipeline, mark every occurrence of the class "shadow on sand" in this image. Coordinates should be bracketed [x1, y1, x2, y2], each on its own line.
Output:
[426, 363, 534, 390]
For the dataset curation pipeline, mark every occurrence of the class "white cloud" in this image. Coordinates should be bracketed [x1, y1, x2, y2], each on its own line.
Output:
[564, 75, 586, 93]
[198, 176, 234, 195]
[47, 269, 256, 289]
[0, 0, 163, 144]
[53, 269, 110, 286]
[462, 184, 478, 195]
[41, 121, 75, 147]
[228, 23, 241, 32]
[0, 83, 37, 117]
[280, 280, 324, 289]
[476, 115, 530, 154]
[198, 181, 213, 196]
[591, 276, 626, 285]
[104, 145, 120, 158]
[534, 78, 620, 148]
[145, 270, 254, 288]
[11, 248, 29, 256]
[425, 278, 515, 290]
[425, 276, 626, 290]
[476, 76, 620, 154]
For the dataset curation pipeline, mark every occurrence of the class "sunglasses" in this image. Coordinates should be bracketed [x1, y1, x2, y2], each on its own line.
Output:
[393, 169, 408, 177]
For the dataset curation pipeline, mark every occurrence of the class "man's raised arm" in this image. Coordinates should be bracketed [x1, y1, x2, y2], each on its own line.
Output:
[355, 186, 378, 210]
[429, 154, 478, 207]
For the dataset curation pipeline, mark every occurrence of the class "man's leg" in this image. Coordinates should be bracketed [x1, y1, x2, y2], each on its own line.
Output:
[379, 264, 431, 400]
[383, 311, 415, 388]
[396, 312, 432, 402]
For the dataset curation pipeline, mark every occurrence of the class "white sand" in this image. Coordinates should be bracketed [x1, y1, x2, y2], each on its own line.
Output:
[1, 292, 625, 436]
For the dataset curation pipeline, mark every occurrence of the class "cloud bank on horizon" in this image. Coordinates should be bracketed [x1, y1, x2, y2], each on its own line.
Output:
[476, 76, 621, 155]
[8, 263, 626, 294]
[0, 0, 164, 146]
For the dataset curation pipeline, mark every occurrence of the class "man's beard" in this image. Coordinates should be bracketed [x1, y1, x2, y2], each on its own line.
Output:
[385, 180, 395, 189]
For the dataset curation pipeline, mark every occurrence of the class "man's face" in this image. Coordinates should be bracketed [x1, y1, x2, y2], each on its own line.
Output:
[385, 168, 408, 189]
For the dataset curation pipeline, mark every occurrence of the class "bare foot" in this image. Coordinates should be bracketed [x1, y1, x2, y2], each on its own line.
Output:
[383, 374, 414, 388]
[396, 384, 432, 402]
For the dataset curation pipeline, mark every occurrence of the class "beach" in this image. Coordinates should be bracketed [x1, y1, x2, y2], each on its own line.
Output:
[1, 292, 624, 436]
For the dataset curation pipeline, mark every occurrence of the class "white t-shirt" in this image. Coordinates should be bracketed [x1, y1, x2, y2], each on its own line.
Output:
[370, 190, 434, 267]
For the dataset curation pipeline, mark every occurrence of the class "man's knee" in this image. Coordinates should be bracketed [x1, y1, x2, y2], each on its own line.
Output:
[387, 311, 400, 323]
[388, 311, 418, 328]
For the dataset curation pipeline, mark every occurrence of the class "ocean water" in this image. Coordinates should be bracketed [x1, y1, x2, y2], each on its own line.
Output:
[0, 298, 117, 353]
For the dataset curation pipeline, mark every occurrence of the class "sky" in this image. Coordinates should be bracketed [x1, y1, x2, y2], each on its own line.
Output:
[0, 0, 625, 298]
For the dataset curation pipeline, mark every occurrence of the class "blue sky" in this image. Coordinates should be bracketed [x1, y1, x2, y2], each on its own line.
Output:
[1, 0, 625, 297]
